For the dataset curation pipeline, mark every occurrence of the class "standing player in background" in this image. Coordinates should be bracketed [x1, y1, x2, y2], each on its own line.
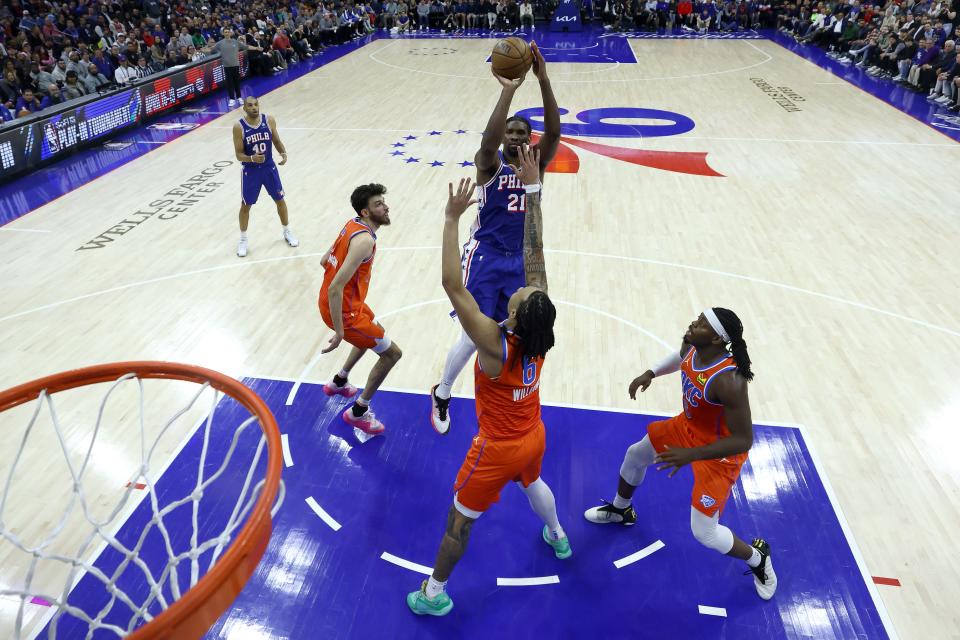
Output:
[429, 41, 560, 435]
[317, 184, 403, 436]
[584, 309, 778, 600]
[232, 96, 299, 258]
[408, 147, 570, 617]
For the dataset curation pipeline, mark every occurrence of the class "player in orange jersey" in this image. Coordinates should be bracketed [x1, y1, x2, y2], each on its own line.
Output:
[407, 146, 570, 617]
[584, 308, 778, 600]
[317, 184, 403, 436]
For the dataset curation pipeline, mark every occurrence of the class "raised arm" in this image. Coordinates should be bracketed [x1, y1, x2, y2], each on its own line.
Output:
[529, 41, 560, 173]
[512, 144, 546, 292]
[322, 233, 375, 353]
[441, 178, 507, 372]
[475, 72, 525, 174]
[267, 115, 288, 165]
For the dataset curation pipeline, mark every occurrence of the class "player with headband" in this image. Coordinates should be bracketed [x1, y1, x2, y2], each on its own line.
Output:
[583, 307, 778, 601]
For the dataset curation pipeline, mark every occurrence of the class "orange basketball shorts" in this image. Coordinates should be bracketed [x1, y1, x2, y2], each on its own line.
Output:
[453, 422, 546, 515]
[647, 415, 747, 517]
[319, 302, 391, 354]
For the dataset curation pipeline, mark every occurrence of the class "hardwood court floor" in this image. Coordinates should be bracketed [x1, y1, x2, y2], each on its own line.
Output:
[1, 32, 958, 638]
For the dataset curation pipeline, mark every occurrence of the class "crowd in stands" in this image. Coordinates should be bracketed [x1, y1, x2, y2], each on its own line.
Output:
[779, 0, 960, 110]
[1, 0, 957, 124]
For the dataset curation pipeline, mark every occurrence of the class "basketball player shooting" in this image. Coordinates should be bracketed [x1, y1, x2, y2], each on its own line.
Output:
[429, 41, 561, 436]
[316, 184, 403, 436]
[407, 146, 570, 617]
[232, 96, 298, 258]
[584, 309, 779, 600]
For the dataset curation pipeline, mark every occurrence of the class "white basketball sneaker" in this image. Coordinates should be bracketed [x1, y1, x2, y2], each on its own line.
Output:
[283, 228, 299, 248]
[237, 237, 248, 258]
[744, 538, 778, 600]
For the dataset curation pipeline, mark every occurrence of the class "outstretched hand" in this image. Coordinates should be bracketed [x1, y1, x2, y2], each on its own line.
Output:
[445, 177, 478, 220]
[492, 67, 526, 90]
[530, 41, 547, 80]
[508, 144, 540, 185]
[628, 371, 655, 399]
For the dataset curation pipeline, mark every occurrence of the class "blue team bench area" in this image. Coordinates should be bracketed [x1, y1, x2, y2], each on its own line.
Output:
[45, 377, 893, 639]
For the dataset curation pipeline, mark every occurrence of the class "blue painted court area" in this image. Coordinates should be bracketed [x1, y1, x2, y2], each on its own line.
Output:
[47, 377, 890, 639]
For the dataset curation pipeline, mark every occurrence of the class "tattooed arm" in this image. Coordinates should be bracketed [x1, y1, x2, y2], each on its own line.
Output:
[512, 144, 548, 293]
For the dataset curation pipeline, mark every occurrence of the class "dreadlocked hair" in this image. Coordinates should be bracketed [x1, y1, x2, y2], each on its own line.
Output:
[514, 291, 556, 359]
[713, 307, 754, 382]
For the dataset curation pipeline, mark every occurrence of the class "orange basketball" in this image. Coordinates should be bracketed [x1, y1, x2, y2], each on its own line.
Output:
[491, 37, 532, 80]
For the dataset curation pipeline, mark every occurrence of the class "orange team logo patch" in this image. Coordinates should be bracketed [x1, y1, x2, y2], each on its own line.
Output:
[696, 373, 707, 386]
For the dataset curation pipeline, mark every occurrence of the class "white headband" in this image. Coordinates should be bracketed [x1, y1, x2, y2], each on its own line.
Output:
[703, 308, 731, 343]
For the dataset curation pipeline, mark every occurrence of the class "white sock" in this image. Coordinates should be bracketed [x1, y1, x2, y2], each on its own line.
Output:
[336, 369, 349, 381]
[549, 524, 566, 541]
[746, 546, 762, 568]
[437, 329, 476, 399]
[240, 232, 248, 240]
[425, 576, 446, 599]
[283, 225, 290, 232]
[355, 396, 369, 408]
[519, 478, 561, 533]
[612, 494, 631, 510]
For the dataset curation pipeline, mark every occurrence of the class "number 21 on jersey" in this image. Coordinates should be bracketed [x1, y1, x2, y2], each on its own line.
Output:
[507, 193, 526, 213]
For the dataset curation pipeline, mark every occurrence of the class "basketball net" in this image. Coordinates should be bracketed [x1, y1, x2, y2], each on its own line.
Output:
[0, 369, 285, 639]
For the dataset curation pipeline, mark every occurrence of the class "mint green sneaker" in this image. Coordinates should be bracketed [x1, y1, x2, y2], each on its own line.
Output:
[542, 526, 572, 559]
[407, 580, 454, 616]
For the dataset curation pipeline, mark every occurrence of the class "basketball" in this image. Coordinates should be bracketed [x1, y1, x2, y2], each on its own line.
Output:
[491, 37, 532, 80]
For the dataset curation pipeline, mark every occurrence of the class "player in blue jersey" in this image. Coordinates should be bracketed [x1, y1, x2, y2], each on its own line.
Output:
[429, 41, 560, 435]
[232, 96, 299, 258]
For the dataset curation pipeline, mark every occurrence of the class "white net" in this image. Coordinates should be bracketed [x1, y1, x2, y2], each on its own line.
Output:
[0, 372, 285, 639]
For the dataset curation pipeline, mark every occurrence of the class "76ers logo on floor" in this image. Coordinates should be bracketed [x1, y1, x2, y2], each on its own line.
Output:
[514, 106, 723, 177]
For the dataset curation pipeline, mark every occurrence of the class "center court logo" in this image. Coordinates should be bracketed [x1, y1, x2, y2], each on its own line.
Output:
[388, 107, 724, 177]
[516, 106, 724, 177]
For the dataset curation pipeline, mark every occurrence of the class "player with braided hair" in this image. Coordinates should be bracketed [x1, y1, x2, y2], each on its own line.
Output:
[584, 307, 778, 601]
[407, 145, 568, 617]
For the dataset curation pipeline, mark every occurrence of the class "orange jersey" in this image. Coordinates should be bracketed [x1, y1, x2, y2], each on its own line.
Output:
[679, 347, 737, 444]
[474, 329, 543, 439]
[318, 218, 377, 324]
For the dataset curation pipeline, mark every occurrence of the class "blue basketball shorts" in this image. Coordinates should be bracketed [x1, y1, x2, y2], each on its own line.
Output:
[458, 238, 525, 322]
[241, 163, 284, 205]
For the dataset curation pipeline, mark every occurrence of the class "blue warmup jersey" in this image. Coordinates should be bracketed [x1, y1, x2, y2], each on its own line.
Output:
[239, 114, 284, 205]
[457, 150, 537, 321]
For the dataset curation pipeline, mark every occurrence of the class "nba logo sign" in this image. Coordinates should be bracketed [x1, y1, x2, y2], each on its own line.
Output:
[700, 494, 716, 509]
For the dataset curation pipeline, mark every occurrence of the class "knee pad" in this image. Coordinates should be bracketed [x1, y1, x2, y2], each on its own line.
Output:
[690, 508, 734, 554]
[619, 436, 655, 485]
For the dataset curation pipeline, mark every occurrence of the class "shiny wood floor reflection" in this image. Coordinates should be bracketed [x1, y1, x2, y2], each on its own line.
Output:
[1, 31, 959, 638]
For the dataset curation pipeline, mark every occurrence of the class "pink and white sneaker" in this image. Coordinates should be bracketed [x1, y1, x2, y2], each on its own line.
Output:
[324, 381, 358, 398]
[342, 408, 385, 435]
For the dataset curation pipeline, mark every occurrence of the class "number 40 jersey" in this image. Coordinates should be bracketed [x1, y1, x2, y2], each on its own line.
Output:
[240, 114, 274, 166]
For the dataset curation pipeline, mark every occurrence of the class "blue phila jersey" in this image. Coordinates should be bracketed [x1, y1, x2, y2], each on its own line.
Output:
[240, 114, 274, 166]
[470, 150, 533, 255]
